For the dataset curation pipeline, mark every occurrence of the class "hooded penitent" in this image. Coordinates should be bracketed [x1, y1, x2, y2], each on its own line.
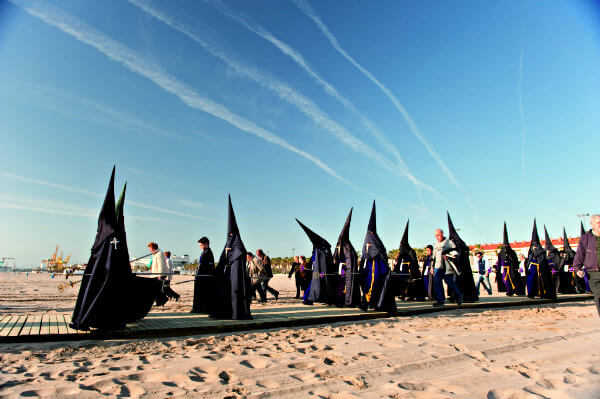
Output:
[526, 220, 555, 299]
[557, 228, 577, 294]
[70, 168, 165, 330]
[360, 201, 396, 313]
[394, 221, 425, 300]
[447, 212, 478, 302]
[210, 196, 252, 320]
[544, 226, 561, 273]
[496, 223, 524, 296]
[333, 208, 360, 307]
[296, 218, 335, 305]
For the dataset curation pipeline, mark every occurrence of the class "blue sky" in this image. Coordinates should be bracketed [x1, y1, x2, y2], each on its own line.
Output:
[1, 0, 599, 267]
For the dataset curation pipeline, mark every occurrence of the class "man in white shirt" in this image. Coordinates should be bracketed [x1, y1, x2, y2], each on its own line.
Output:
[147, 242, 180, 301]
[148, 242, 169, 278]
[432, 229, 463, 307]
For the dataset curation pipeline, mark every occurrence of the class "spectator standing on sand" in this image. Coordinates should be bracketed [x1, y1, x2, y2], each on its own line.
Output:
[257, 249, 279, 301]
[247, 252, 266, 303]
[475, 251, 493, 296]
[421, 245, 434, 300]
[432, 228, 463, 307]
[573, 214, 600, 316]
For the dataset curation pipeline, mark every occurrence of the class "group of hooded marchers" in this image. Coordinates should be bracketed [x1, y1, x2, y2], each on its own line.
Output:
[71, 168, 587, 331]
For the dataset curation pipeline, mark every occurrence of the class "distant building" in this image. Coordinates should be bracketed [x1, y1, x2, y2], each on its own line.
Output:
[469, 237, 581, 267]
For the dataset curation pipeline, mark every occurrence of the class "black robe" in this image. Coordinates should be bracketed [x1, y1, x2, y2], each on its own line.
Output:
[526, 246, 556, 299]
[191, 248, 215, 313]
[209, 196, 252, 320]
[558, 250, 576, 294]
[360, 201, 396, 313]
[296, 219, 336, 305]
[447, 213, 478, 302]
[70, 169, 165, 331]
[394, 250, 425, 300]
[332, 208, 361, 307]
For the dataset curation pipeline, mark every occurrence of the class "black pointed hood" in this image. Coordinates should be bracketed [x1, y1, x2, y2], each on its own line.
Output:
[581, 221, 586, 237]
[296, 218, 331, 250]
[499, 222, 517, 261]
[115, 182, 132, 275]
[563, 228, 574, 253]
[398, 220, 411, 256]
[544, 226, 557, 252]
[362, 201, 387, 259]
[337, 208, 353, 244]
[367, 200, 377, 233]
[222, 195, 246, 262]
[333, 208, 357, 264]
[92, 166, 117, 250]
[530, 219, 541, 247]
[447, 212, 467, 249]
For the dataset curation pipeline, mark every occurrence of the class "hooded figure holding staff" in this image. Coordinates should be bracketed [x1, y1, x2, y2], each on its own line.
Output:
[332, 208, 361, 307]
[209, 196, 252, 320]
[296, 218, 336, 305]
[359, 201, 396, 313]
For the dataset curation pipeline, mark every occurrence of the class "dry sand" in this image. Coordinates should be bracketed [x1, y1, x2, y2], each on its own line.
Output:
[1, 272, 599, 398]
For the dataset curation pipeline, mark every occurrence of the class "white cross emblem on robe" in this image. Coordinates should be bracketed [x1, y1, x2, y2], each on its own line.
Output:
[110, 237, 119, 250]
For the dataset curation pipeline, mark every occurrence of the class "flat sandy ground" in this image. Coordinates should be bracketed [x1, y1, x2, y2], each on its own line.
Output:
[1, 272, 599, 398]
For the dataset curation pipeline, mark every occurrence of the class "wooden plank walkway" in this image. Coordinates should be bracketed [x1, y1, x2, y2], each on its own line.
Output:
[0, 294, 593, 344]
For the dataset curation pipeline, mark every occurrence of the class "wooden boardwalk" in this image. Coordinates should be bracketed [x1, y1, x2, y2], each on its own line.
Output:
[0, 294, 592, 344]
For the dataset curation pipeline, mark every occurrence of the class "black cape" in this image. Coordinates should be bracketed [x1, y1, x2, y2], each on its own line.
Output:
[526, 220, 555, 299]
[545, 226, 561, 296]
[447, 213, 478, 302]
[70, 168, 165, 330]
[296, 218, 336, 305]
[209, 196, 252, 320]
[360, 201, 396, 313]
[394, 221, 425, 300]
[558, 228, 577, 294]
[496, 222, 525, 296]
[332, 208, 361, 307]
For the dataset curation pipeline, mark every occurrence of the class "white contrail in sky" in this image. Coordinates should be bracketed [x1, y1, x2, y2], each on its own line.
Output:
[292, 0, 461, 189]
[518, 49, 526, 176]
[129, 0, 433, 191]
[22, 82, 185, 140]
[10, 0, 349, 186]
[0, 171, 204, 220]
[0, 194, 163, 222]
[202, 0, 431, 191]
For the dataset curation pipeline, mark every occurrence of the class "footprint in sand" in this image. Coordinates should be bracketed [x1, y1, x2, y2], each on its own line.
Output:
[397, 382, 428, 391]
[341, 375, 368, 390]
[188, 367, 206, 383]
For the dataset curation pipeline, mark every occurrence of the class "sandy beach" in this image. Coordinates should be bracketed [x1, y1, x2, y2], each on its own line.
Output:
[1, 272, 599, 398]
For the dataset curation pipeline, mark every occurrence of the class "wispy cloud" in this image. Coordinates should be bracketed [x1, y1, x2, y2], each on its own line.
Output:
[177, 199, 204, 208]
[9, 0, 348, 187]
[518, 49, 526, 177]
[0, 171, 205, 220]
[292, 0, 460, 189]
[20, 81, 186, 140]
[128, 0, 430, 191]
[0, 194, 163, 222]
[203, 0, 431, 192]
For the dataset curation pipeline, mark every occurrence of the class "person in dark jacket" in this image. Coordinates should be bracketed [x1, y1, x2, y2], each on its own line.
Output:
[288, 256, 304, 299]
[573, 214, 600, 316]
[191, 236, 215, 313]
[257, 249, 279, 301]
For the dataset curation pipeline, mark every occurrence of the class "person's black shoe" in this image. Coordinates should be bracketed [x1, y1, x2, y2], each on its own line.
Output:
[457, 298, 463, 306]
[432, 302, 444, 308]
[274, 292, 279, 301]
